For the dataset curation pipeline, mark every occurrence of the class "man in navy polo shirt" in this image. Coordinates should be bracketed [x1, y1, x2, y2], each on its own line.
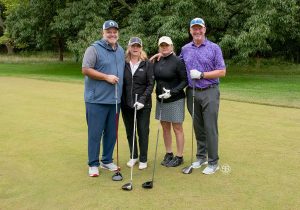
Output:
[82, 20, 125, 177]
[180, 18, 226, 175]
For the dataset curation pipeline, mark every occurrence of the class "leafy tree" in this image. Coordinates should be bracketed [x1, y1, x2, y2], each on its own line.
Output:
[220, 0, 300, 62]
[0, 0, 25, 54]
[52, 0, 110, 61]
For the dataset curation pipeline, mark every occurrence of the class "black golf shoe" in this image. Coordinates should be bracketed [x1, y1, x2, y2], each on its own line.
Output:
[161, 153, 174, 166]
[166, 156, 183, 167]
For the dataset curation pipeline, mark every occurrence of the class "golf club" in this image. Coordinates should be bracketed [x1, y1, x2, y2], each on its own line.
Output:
[182, 81, 195, 174]
[122, 94, 138, 191]
[142, 97, 164, 189]
[112, 84, 123, 181]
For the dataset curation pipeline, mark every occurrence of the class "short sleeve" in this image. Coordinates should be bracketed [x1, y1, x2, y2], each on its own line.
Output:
[82, 46, 97, 68]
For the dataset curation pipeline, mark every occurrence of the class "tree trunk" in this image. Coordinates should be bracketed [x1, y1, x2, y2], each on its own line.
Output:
[6, 43, 14, 54]
[58, 38, 64, 61]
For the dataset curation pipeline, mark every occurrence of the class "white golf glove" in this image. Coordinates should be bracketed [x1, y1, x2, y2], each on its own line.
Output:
[158, 88, 171, 99]
[134, 102, 144, 110]
[190, 69, 203, 79]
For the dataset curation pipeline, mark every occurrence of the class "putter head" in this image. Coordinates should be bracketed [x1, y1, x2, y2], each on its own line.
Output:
[112, 172, 123, 181]
[142, 181, 153, 189]
[182, 165, 193, 174]
[122, 183, 133, 191]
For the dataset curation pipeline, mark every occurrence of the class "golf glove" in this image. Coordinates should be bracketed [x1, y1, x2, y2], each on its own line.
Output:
[158, 88, 171, 99]
[134, 102, 144, 110]
[190, 69, 204, 79]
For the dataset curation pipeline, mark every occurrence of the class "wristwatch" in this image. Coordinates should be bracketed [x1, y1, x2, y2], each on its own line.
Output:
[200, 72, 204, 79]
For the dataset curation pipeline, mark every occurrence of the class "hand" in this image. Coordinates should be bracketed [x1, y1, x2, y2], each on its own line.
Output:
[134, 102, 144, 110]
[149, 53, 163, 62]
[106, 75, 119, 84]
[158, 88, 171, 99]
[190, 69, 203, 79]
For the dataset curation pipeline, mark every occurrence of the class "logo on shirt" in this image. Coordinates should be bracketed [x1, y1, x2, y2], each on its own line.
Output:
[138, 68, 144, 72]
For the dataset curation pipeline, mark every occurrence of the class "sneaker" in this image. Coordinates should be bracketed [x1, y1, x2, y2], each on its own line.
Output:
[139, 162, 147, 170]
[202, 164, 219, 175]
[100, 162, 118, 171]
[192, 159, 208, 169]
[127, 158, 138, 167]
[89, 166, 99, 177]
[166, 156, 183, 167]
[161, 153, 174, 166]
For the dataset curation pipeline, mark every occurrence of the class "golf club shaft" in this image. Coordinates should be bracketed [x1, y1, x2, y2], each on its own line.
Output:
[115, 84, 119, 170]
[191, 81, 195, 165]
[151, 97, 164, 183]
[130, 94, 138, 183]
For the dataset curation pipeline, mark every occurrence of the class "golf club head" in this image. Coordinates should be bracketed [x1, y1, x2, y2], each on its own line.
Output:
[112, 172, 123, 181]
[182, 165, 193, 174]
[142, 181, 153, 189]
[121, 183, 133, 191]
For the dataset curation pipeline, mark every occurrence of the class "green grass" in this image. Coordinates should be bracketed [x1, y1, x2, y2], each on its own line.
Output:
[0, 61, 300, 108]
[0, 77, 299, 209]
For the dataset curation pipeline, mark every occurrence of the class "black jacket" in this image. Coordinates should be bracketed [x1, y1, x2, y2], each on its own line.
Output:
[121, 60, 154, 109]
[154, 53, 188, 103]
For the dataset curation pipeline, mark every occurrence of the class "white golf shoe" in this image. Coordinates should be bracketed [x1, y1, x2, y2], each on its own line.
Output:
[127, 158, 138, 167]
[89, 166, 99, 177]
[139, 162, 147, 170]
[100, 162, 118, 171]
[202, 164, 219, 175]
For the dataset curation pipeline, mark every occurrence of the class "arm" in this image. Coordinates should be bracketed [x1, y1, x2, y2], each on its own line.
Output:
[138, 62, 155, 104]
[170, 59, 188, 95]
[82, 67, 119, 84]
[81, 46, 119, 84]
[203, 69, 226, 79]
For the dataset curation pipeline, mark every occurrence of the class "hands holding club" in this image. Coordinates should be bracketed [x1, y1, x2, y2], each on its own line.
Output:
[133, 102, 144, 110]
[190, 69, 204, 80]
[158, 87, 171, 99]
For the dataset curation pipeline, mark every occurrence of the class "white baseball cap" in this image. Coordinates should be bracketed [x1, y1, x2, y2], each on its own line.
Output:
[158, 36, 173, 46]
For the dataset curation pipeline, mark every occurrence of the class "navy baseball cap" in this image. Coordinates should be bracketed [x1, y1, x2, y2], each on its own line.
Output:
[128, 37, 142, 46]
[103, 20, 119, 30]
[190, 18, 205, 28]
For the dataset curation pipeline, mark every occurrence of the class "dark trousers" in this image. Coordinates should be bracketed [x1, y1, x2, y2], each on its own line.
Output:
[121, 107, 151, 163]
[186, 86, 220, 165]
[86, 102, 120, 167]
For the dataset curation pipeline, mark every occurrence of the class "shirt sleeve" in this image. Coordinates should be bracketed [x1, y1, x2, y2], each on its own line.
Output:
[82, 46, 97, 68]
[214, 45, 226, 70]
[170, 59, 188, 95]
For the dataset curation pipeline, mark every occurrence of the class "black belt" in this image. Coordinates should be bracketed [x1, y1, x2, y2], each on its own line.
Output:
[188, 84, 217, 91]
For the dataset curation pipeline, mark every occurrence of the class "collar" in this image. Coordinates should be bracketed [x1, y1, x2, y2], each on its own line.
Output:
[191, 39, 207, 47]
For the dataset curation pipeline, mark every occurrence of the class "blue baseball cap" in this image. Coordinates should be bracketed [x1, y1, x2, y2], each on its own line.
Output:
[128, 37, 142, 46]
[103, 20, 119, 30]
[190, 18, 205, 28]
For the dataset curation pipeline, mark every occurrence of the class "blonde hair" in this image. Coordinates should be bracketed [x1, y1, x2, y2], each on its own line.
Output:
[125, 46, 148, 62]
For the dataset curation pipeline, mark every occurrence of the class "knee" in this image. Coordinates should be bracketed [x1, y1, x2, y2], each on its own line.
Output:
[172, 124, 183, 134]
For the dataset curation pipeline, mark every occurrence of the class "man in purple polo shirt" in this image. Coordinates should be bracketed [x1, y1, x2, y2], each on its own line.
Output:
[180, 17, 226, 175]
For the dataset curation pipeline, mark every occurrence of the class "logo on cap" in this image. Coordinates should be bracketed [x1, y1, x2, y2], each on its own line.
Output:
[103, 20, 119, 30]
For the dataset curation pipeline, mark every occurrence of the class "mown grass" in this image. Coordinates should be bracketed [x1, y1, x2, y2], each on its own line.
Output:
[0, 77, 299, 210]
[0, 61, 300, 108]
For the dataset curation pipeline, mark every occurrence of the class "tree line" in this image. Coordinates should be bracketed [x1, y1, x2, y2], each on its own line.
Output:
[0, 0, 299, 63]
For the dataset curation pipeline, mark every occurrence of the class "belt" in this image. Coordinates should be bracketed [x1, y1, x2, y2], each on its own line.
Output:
[188, 84, 217, 91]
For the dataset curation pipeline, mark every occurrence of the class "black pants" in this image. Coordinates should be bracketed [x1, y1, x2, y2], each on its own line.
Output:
[121, 107, 151, 163]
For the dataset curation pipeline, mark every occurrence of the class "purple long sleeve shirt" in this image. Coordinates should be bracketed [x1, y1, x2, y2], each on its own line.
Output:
[179, 39, 226, 88]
